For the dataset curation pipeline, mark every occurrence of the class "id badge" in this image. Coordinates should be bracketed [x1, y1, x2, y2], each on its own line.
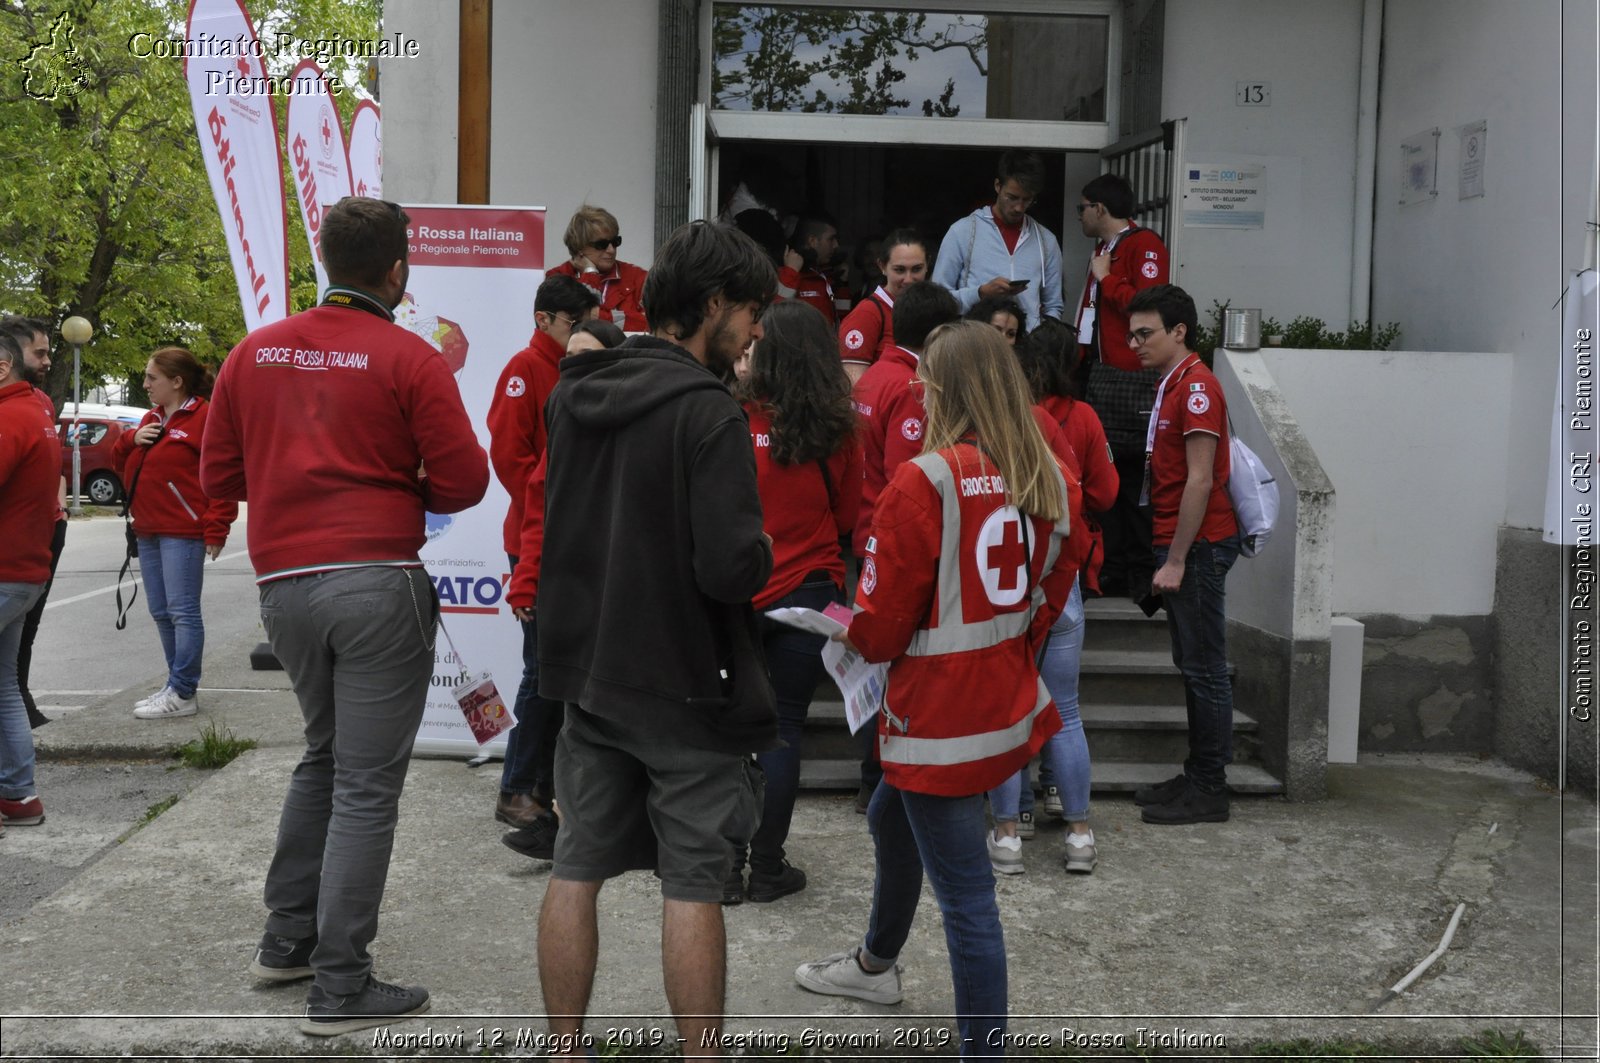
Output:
[1138, 456, 1152, 507]
[454, 671, 516, 745]
[1076, 306, 1097, 345]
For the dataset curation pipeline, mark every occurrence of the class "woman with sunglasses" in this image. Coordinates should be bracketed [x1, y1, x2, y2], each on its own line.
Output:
[548, 205, 649, 332]
[725, 300, 861, 905]
[796, 321, 1079, 1056]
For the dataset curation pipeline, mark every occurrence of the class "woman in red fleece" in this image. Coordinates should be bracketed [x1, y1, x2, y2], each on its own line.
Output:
[727, 300, 862, 904]
[113, 347, 237, 720]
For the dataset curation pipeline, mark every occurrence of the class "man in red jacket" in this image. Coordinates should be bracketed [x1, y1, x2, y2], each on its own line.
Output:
[1073, 173, 1169, 598]
[0, 316, 65, 730]
[485, 273, 597, 853]
[0, 328, 59, 829]
[202, 197, 489, 1037]
[778, 213, 851, 325]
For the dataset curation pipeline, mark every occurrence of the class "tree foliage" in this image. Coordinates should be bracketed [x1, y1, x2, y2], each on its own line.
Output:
[0, 0, 379, 409]
[713, 6, 984, 117]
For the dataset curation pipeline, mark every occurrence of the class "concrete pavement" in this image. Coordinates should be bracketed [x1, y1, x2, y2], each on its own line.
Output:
[2, 624, 1596, 1059]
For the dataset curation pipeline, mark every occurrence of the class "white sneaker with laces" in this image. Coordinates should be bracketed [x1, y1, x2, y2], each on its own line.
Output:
[795, 947, 904, 1005]
[1064, 829, 1097, 874]
[133, 685, 172, 712]
[134, 688, 198, 719]
[987, 830, 1024, 875]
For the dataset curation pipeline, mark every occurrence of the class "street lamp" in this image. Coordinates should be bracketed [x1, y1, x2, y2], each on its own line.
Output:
[60, 315, 93, 515]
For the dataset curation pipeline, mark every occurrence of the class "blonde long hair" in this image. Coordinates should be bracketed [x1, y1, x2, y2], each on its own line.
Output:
[918, 321, 1065, 522]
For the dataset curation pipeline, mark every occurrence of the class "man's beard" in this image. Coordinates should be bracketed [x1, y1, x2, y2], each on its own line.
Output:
[703, 310, 742, 377]
[18, 360, 44, 388]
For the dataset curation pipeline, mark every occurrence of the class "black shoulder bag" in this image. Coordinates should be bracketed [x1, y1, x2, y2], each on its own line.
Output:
[114, 441, 153, 630]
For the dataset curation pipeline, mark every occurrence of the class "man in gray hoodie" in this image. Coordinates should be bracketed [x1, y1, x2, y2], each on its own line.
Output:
[932, 150, 1065, 328]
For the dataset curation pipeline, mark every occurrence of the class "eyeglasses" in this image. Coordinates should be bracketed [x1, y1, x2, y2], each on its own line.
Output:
[554, 313, 584, 330]
[1074, 202, 1098, 216]
[589, 236, 621, 251]
[1126, 326, 1168, 345]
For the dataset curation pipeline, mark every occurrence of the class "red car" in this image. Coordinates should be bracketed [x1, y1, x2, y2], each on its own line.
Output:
[57, 404, 146, 505]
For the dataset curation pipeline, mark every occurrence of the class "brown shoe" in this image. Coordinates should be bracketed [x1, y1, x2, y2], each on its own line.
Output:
[495, 791, 545, 829]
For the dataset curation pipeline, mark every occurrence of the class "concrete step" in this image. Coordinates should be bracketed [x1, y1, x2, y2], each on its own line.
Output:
[1082, 595, 1171, 651]
[798, 758, 1284, 795]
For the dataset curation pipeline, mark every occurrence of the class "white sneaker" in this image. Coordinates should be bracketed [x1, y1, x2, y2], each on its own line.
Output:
[1017, 810, 1036, 840]
[133, 685, 172, 712]
[134, 688, 198, 719]
[1043, 785, 1064, 820]
[987, 830, 1024, 875]
[1064, 829, 1097, 874]
[795, 947, 904, 1005]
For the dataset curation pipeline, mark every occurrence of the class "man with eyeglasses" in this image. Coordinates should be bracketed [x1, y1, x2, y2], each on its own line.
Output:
[1123, 284, 1239, 826]
[485, 273, 600, 857]
[932, 150, 1064, 329]
[1072, 172, 1170, 599]
[548, 204, 650, 332]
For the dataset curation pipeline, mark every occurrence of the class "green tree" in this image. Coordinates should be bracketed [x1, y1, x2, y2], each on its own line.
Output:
[0, 0, 379, 410]
[713, 6, 984, 117]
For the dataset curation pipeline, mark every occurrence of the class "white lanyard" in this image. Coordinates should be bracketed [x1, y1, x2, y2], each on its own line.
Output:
[1144, 355, 1201, 456]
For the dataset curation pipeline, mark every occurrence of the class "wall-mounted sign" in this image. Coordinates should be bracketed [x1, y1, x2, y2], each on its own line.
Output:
[1458, 119, 1486, 200]
[1181, 161, 1266, 229]
[1236, 81, 1270, 106]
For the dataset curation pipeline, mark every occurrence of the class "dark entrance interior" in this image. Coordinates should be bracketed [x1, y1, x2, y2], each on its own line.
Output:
[717, 141, 1076, 298]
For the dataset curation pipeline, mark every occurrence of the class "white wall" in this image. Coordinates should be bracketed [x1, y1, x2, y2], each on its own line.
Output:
[382, 0, 459, 204]
[1371, 0, 1596, 531]
[488, 2, 660, 269]
[1161, 0, 1364, 329]
[1264, 348, 1514, 616]
[381, 1, 661, 271]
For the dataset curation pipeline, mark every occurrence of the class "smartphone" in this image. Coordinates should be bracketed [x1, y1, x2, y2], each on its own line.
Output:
[1007, 279, 1031, 291]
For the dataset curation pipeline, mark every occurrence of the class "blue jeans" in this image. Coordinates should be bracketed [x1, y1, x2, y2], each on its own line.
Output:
[1154, 536, 1240, 793]
[748, 577, 839, 873]
[863, 781, 1007, 1058]
[989, 583, 1090, 822]
[0, 582, 46, 799]
[139, 535, 206, 699]
[501, 555, 563, 801]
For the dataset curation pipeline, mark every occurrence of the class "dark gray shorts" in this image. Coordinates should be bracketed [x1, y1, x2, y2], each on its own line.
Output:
[552, 703, 763, 903]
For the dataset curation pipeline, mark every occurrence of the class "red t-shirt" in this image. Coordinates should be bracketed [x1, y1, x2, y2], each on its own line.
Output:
[838, 288, 895, 366]
[993, 207, 1023, 255]
[743, 403, 861, 608]
[1148, 355, 1236, 546]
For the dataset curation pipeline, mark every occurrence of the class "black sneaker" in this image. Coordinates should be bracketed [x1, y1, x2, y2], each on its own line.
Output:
[721, 865, 746, 905]
[746, 860, 807, 903]
[1141, 783, 1230, 825]
[248, 931, 316, 982]
[300, 975, 430, 1036]
[1133, 772, 1189, 807]
[501, 813, 558, 860]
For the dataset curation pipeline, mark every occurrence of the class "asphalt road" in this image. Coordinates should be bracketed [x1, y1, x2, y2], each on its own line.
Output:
[4, 510, 266, 926]
[28, 509, 263, 719]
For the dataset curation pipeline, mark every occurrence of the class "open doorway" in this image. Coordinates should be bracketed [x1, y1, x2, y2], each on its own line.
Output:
[717, 141, 1101, 308]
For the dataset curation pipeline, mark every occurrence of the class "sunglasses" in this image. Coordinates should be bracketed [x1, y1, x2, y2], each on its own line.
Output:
[589, 236, 621, 251]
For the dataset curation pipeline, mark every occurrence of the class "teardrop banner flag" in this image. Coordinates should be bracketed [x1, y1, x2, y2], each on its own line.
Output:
[347, 99, 382, 199]
[183, 0, 291, 330]
[285, 60, 354, 294]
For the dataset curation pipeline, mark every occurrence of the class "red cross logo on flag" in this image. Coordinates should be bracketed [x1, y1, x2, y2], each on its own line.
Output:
[235, 56, 250, 79]
[976, 506, 1030, 607]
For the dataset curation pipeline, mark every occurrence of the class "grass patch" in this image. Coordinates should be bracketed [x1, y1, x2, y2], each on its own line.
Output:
[134, 793, 180, 830]
[174, 721, 257, 769]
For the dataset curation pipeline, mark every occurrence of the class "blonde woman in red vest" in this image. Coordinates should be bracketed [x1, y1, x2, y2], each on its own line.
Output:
[796, 320, 1078, 1058]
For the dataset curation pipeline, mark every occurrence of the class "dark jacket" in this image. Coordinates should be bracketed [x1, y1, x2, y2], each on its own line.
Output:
[537, 335, 777, 753]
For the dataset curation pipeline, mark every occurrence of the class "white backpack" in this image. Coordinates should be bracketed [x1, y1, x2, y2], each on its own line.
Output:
[1226, 430, 1278, 558]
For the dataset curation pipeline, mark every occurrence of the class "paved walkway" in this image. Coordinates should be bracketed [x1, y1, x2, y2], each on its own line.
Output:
[2, 630, 1596, 1058]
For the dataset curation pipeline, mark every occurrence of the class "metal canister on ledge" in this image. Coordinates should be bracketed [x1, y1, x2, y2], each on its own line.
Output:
[1223, 307, 1262, 350]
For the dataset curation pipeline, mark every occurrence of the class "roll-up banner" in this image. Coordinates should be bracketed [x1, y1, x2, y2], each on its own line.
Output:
[1546, 268, 1600, 545]
[183, 0, 291, 330]
[284, 61, 354, 294]
[347, 100, 382, 199]
[396, 205, 546, 757]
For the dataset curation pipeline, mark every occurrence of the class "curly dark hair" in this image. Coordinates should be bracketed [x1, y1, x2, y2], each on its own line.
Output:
[735, 301, 857, 466]
[1013, 317, 1080, 401]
